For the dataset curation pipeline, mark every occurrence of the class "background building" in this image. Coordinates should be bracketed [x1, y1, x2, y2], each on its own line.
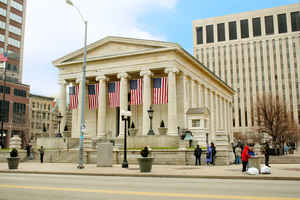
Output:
[0, 0, 27, 148]
[29, 94, 60, 140]
[193, 4, 300, 136]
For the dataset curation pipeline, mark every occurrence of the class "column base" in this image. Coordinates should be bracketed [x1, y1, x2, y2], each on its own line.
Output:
[167, 131, 178, 136]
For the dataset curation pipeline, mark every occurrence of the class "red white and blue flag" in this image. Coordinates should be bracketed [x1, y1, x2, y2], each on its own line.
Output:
[108, 81, 120, 108]
[130, 79, 143, 105]
[153, 77, 168, 104]
[0, 52, 8, 62]
[88, 83, 99, 110]
[69, 85, 79, 109]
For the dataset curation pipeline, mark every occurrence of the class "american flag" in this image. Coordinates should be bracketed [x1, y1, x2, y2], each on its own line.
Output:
[108, 81, 120, 108]
[88, 83, 99, 110]
[69, 85, 79, 109]
[130, 79, 143, 105]
[153, 77, 168, 104]
[0, 52, 8, 62]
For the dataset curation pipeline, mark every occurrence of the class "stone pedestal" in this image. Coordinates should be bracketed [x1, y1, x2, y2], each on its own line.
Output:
[9, 135, 22, 149]
[83, 133, 93, 149]
[248, 156, 263, 173]
[178, 140, 187, 150]
[96, 142, 113, 167]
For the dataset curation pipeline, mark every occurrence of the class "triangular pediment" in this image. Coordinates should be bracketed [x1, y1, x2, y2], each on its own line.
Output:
[53, 36, 179, 65]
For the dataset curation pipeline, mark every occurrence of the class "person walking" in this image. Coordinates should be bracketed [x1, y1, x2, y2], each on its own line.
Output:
[194, 145, 202, 166]
[264, 143, 271, 167]
[39, 146, 45, 163]
[241, 145, 251, 172]
[206, 146, 212, 165]
[235, 146, 242, 164]
[211, 142, 216, 165]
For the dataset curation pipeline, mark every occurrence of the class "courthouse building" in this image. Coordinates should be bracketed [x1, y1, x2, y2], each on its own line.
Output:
[53, 36, 234, 147]
[193, 4, 300, 136]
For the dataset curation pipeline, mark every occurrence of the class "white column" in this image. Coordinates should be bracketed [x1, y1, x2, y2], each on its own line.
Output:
[117, 72, 129, 137]
[58, 80, 67, 133]
[210, 90, 215, 142]
[215, 94, 219, 131]
[183, 75, 189, 127]
[96, 75, 108, 138]
[140, 69, 152, 136]
[222, 97, 225, 130]
[191, 79, 197, 108]
[198, 83, 201, 107]
[165, 68, 179, 136]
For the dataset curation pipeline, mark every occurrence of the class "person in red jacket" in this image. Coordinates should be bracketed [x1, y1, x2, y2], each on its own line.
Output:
[241, 145, 251, 172]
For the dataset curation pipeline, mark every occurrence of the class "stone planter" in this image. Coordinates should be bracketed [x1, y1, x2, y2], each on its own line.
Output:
[158, 127, 167, 135]
[7, 157, 20, 169]
[137, 157, 154, 172]
[128, 128, 137, 136]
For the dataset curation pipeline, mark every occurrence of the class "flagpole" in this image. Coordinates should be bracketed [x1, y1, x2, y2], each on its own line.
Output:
[0, 47, 7, 149]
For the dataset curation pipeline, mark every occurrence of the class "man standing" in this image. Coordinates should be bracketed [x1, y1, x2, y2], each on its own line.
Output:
[39, 146, 45, 163]
[194, 145, 202, 165]
[264, 143, 271, 167]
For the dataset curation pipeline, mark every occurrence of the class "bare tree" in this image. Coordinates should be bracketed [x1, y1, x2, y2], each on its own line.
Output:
[254, 94, 299, 153]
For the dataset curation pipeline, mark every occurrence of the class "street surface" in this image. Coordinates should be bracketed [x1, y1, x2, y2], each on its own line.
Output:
[0, 173, 300, 200]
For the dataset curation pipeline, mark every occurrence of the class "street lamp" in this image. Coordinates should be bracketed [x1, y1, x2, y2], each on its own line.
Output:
[56, 112, 63, 137]
[121, 110, 131, 168]
[66, 0, 88, 169]
[147, 106, 154, 135]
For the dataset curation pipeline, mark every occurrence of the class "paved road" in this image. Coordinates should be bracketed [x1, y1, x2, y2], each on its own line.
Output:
[1, 173, 300, 200]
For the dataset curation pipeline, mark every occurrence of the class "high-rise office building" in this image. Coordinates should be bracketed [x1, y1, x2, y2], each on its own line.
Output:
[0, 0, 28, 148]
[193, 4, 300, 136]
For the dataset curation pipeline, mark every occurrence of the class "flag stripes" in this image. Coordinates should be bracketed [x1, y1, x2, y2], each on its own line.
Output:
[88, 83, 99, 110]
[130, 79, 143, 105]
[153, 77, 168, 104]
[108, 81, 120, 108]
[69, 85, 79, 109]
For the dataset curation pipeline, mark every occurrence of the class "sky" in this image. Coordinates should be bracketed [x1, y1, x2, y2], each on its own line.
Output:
[22, 0, 299, 97]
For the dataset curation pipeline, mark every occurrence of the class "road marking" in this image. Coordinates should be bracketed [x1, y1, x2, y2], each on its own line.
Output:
[0, 184, 299, 200]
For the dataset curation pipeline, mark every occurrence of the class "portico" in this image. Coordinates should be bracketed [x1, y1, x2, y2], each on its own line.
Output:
[53, 36, 234, 148]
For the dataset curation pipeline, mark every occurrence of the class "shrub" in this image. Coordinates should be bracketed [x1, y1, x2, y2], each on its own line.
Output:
[10, 148, 18, 157]
[140, 146, 149, 157]
[160, 120, 165, 128]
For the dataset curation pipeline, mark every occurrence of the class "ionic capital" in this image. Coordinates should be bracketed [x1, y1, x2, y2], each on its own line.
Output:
[117, 72, 130, 79]
[140, 69, 153, 77]
[164, 67, 179, 74]
[96, 75, 109, 82]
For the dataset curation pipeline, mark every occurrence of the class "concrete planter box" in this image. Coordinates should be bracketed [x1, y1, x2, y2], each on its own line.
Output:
[137, 157, 154, 172]
[158, 128, 167, 135]
[7, 157, 20, 169]
[128, 128, 137, 136]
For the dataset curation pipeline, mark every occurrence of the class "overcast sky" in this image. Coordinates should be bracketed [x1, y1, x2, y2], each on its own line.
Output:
[22, 0, 299, 98]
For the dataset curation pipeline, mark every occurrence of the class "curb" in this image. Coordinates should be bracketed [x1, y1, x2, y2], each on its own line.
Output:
[1, 170, 300, 181]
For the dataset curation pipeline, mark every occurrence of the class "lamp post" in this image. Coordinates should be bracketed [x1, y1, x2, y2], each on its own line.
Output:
[147, 106, 154, 135]
[121, 110, 131, 168]
[56, 112, 63, 137]
[66, 0, 87, 169]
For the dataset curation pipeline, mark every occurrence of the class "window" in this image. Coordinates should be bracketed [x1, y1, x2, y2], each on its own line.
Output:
[11, 0, 23, 11]
[196, 26, 203, 44]
[9, 25, 21, 35]
[32, 102, 35, 108]
[13, 102, 26, 123]
[240, 19, 249, 38]
[0, 20, 5, 29]
[206, 24, 214, 43]
[192, 119, 201, 127]
[8, 37, 20, 48]
[8, 50, 20, 60]
[277, 13, 287, 34]
[14, 88, 26, 97]
[9, 12, 22, 23]
[252, 17, 261, 37]
[265, 15, 274, 35]
[291, 11, 300, 32]
[0, 85, 10, 94]
[0, 34, 4, 42]
[0, 0, 7, 4]
[0, 7, 6, 17]
[217, 23, 225, 42]
[229, 21, 237, 40]
[0, 100, 9, 122]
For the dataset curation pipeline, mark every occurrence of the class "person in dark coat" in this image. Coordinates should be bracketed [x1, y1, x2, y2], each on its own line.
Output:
[39, 146, 45, 163]
[264, 143, 271, 167]
[241, 145, 251, 172]
[206, 146, 212, 165]
[194, 145, 202, 165]
[210, 142, 216, 165]
[25, 144, 31, 157]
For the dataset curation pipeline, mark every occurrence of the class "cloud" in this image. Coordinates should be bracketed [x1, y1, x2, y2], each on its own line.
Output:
[22, 0, 178, 97]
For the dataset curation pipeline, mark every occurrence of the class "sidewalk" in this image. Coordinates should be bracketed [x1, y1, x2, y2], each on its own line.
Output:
[1, 162, 300, 180]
